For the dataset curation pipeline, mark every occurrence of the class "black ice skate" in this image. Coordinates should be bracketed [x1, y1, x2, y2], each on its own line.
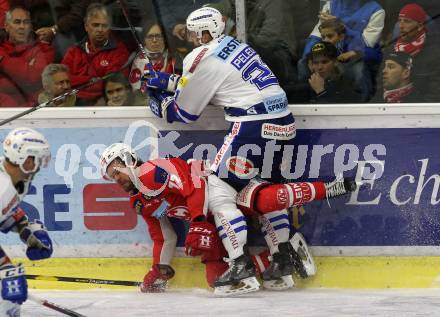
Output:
[213, 254, 260, 296]
[262, 242, 295, 291]
[325, 177, 357, 200]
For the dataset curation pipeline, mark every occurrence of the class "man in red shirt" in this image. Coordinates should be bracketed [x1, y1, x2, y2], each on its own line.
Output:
[0, 6, 54, 107]
[392, 3, 440, 102]
[61, 3, 129, 106]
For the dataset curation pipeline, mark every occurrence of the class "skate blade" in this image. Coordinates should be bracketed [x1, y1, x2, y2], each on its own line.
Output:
[263, 275, 295, 291]
[290, 233, 317, 277]
[214, 277, 260, 296]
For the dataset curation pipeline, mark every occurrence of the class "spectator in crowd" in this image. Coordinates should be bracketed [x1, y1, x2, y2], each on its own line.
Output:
[301, 42, 362, 103]
[96, 72, 144, 106]
[35, 1, 150, 57]
[10, 0, 55, 31]
[0, 5, 54, 107]
[129, 19, 182, 91]
[304, 0, 385, 60]
[299, 18, 372, 101]
[38, 63, 76, 107]
[209, 0, 298, 87]
[373, 51, 418, 103]
[381, 0, 439, 43]
[34, 1, 88, 58]
[61, 3, 129, 106]
[391, 3, 440, 101]
[302, 0, 385, 97]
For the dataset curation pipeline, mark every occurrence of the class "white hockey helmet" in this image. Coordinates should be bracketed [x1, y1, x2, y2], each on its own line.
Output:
[100, 143, 138, 179]
[3, 127, 51, 174]
[186, 7, 225, 41]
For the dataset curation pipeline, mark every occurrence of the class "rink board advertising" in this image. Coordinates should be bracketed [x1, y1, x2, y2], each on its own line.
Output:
[1, 119, 439, 257]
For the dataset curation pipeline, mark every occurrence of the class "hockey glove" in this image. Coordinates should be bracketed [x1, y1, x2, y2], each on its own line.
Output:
[129, 191, 166, 219]
[185, 220, 218, 256]
[0, 263, 27, 304]
[148, 88, 175, 121]
[141, 264, 175, 293]
[141, 69, 180, 93]
[19, 220, 53, 261]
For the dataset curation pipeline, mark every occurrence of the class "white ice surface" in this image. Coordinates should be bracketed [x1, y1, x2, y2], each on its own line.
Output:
[22, 288, 440, 317]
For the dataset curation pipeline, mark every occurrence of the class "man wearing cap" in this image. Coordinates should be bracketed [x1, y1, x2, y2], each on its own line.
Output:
[377, 52, 419, 103]
[306, 41, 362, 103]
[393, 3, 440, 101]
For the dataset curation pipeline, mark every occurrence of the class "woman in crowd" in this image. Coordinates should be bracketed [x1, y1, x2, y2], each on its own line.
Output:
[129, 19, 182, 91]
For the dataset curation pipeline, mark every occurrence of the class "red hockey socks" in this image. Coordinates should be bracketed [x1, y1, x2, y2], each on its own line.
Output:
[255, 182, 326, 213]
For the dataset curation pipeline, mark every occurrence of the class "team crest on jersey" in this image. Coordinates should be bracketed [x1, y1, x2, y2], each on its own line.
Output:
[167, 206, 190, 221]
[226, 156, 254, 177]
[100, 60, 109, 67]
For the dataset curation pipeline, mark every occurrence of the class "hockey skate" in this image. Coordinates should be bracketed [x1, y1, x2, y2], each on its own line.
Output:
[262, 242, 295, 291]
[213, 254, 260, 296]
[290, 232, 316, 278]
[325, 177, 357, 199]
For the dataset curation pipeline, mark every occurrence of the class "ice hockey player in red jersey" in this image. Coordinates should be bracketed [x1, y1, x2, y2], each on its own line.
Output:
[100, 143, 356, 294]
[100, 143, 268, 295]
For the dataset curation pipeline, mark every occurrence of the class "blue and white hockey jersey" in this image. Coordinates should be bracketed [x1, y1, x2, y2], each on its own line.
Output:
[170, 35, 291, 123]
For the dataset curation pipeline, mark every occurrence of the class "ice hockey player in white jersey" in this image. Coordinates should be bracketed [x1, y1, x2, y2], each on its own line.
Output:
[141, 7, 355, 291]
[0, 128, 53, 316]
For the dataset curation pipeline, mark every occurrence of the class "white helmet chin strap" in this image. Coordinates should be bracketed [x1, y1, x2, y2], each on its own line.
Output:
[121, 151, 140, 190]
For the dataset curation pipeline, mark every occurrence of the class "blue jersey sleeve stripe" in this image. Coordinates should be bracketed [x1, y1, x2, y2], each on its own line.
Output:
[166, 101, 200, 124]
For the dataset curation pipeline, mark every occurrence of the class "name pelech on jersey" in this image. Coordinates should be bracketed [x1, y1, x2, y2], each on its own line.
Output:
[174, 35, 290, 123]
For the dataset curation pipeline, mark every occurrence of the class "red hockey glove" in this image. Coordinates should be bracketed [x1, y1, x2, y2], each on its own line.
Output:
[184, 220, 218, 256]
[140, 264, 175, 293]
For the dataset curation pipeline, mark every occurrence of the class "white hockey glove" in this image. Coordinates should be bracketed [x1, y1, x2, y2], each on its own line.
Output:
[19, 220, 53, 261]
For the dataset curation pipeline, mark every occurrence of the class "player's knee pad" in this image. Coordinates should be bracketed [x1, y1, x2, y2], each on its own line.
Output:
[236, 177, 271, 214]
[259, 210, 290, 254]
[213, 209, 248, 260]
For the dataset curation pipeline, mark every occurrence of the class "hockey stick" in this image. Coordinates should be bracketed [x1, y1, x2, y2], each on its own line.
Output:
[117, 0, 148, 59]
[26, 274, 141, 287]
[28, 294, 86, 317]
[0, 52, 136, 127]
[117, 0, 158, 78]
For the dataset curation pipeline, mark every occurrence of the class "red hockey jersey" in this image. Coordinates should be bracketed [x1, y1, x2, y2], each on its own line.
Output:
[129, 158, 208, 265]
